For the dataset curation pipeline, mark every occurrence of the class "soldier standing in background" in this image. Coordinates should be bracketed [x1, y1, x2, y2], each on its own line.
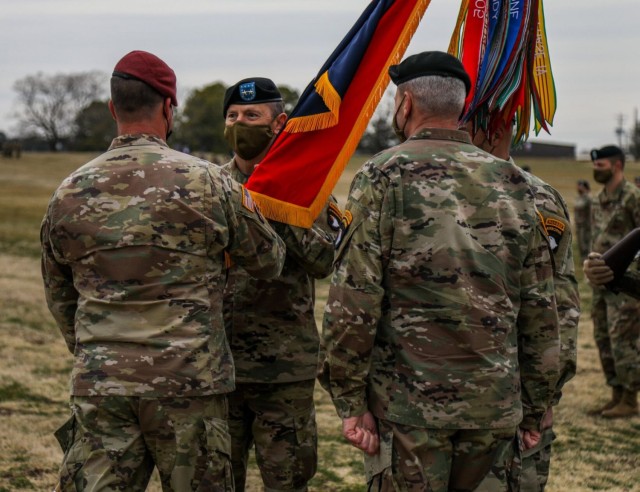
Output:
[221, 77, 338, 491]
[320, 51, 560, 491]
[574, 179, 592, 261]
[587, 145, 640, 418]
[41, 51, 285, 491]
[469, 120, 580, 492]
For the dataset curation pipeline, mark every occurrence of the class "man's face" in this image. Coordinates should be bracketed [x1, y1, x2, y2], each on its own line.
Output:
[225, 103, 274, 128]
[592, 158, 613, 173]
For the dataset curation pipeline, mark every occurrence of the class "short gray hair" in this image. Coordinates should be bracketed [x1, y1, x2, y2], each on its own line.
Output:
[398, 75, 466, 120]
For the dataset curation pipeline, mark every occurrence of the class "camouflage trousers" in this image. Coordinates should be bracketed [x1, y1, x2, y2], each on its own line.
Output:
[592, 286, 640, 391]
[53, 395, 233, 491]
[510, 427, 555, 492]
[227, 379, 317, 492]
[364, 419, 517, 492]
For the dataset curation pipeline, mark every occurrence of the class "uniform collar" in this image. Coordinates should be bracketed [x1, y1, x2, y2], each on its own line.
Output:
[599, 179, 628, 204]
[408, 127, 473, 145]
[108, 134, 168, 151]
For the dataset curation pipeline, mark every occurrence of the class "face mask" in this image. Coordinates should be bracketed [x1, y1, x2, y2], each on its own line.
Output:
[392, 95, 408, 143]
[224, 122, 275, 160]
[593, 169, 613, 184]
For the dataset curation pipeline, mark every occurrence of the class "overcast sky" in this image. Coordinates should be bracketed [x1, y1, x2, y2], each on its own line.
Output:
[1, 0, 638, 155]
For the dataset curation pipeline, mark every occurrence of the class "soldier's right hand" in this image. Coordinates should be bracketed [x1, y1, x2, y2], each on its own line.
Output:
[342, 412, 379, 456]
[583, 252, 614, 285]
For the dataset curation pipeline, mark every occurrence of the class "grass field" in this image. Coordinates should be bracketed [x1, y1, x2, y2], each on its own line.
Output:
[1, 151, 640, 491]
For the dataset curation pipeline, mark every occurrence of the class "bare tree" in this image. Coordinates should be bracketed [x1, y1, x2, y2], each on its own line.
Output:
[13, 71, 106, 151]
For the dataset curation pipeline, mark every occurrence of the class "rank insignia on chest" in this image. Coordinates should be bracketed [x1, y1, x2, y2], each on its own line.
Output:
[545, 216, 565, 252]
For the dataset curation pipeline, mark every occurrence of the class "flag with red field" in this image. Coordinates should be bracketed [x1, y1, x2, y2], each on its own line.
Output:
[246, 0, 431, 227]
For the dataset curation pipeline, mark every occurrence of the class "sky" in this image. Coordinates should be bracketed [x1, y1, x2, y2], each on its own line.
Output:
[0, 0, 639, 157]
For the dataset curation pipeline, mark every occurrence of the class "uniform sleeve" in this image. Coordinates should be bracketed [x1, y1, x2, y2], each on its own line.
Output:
[40, 215, 78, 354]
[517, 217, 561, 430]
[615, 270, 640, 299]
[549, 196, 580, 406]
[319, 165, 390, 418]
[212, 170, 286, 280]
[271, 197, 339, 279]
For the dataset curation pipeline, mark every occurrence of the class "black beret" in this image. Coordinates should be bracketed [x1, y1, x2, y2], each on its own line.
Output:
[223, 77, 283, 117]
[590, 145, 623, 161]
[389, 51, 471, 94]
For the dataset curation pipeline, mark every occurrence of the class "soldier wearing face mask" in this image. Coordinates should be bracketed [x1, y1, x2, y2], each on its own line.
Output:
[220, 77, 339, 491]
[586, 145, 640, 418]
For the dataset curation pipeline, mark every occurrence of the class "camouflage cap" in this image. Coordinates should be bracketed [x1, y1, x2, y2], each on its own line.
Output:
[223, 77, 283, 117]
[112, 50, 178, 106]
[590, 145, 623, 162]
[389, 51, 471, 94]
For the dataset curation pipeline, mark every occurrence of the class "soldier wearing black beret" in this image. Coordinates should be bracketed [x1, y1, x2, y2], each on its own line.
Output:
[220, 75, 338, 491]
[586, 142, 640, 419]
[321, 49, 560, 491]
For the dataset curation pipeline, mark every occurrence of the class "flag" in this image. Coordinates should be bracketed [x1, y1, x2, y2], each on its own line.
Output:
[246, 0, 431, 228]
[449, 0, 556, 144]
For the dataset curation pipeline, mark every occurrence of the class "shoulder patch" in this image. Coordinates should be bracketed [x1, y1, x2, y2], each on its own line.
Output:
[241, 185, 255, 212]
[544, 216, 566, 253]
[335, 210, 353, 249]
[327, 202, 343, 231]
[241, 185, 265, 223]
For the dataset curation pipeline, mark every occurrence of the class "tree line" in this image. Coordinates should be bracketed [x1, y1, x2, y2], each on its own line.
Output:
[5, 71, 397, 155]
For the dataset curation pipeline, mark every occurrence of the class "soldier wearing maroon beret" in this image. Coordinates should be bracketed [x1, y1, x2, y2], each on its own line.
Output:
[42, 51, 285, 491]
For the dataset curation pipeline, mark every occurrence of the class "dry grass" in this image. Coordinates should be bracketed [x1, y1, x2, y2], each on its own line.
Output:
[1, 152, 640, 491]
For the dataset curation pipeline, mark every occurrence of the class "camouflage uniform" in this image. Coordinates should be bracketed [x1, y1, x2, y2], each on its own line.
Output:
[221, 159, 337, 491]
[41, 134, 285, 491]
[516, 170, 580, 492]
[320, 128, 560, 491]
[614, 270, 640, 299]
[573, 192, 592, 261]
[591, 179, 640, 393]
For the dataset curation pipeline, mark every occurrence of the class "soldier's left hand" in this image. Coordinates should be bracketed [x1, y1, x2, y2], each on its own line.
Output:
[520, 428, 541, 450]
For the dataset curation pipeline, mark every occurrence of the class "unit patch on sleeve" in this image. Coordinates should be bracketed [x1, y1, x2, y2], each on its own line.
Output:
[544, 216, 565, 253]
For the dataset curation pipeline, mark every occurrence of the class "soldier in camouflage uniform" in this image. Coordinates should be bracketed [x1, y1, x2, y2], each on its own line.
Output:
[319, 51, 560, 491]
[41, 51, 286, 491]
[587, 145, 640, 418]
[220, 78, 338, 492]
[574, 179, 592, 262]
[584, 255, 640, 299]
[469, 120, 580, 492]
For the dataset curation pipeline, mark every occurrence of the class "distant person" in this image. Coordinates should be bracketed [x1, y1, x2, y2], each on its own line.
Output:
[468, 119, 579, 492]
[221, 77, 338, 491]
[635, 176, 640, 188]
[588, 145, 640, 418]
[574, 179, 592, 261]
[41, 50, 285, 491]
[320, 51, 560, 491]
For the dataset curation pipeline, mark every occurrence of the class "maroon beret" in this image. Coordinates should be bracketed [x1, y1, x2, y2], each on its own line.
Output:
[112, 50, 178, 106]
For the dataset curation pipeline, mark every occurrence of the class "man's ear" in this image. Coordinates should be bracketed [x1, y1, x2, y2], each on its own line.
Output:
[402, 92, 412, 119]
[273, 112, 288, 134]
[108, 100, 117, 120]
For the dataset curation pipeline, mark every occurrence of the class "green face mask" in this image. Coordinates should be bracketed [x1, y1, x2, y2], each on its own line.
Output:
[224, 122, 275, 160]
[593, 169, 613, 184]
